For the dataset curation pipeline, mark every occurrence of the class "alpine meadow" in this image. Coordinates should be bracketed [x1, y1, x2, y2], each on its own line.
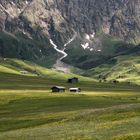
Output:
[0, 0, 140, 140]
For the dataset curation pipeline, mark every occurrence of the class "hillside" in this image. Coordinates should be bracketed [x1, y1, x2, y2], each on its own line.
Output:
[0, 0, 140, 69]
[84, 45, 140, 85]
[0, 1, 140, 139]
[0, 59, 140, 140]
[0, 58, 92, 81]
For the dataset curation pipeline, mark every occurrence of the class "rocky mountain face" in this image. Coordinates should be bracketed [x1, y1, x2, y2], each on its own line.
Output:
[59, 0, 140, 43]
[0, 0, 140, 69]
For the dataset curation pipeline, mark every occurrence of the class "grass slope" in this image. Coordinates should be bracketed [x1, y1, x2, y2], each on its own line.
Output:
[0, 58, 92, 81]
[84, 53, 140, 85]
[0, 58, 140, 140]
[0, 90, 140, 140]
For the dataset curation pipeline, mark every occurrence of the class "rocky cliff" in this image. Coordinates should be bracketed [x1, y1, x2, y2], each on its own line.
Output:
[0, 0, 140, 68]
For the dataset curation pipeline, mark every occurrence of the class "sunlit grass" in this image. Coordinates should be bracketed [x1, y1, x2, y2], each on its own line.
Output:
[0, 58, 140, 139]
[0, 87, 140, 139]
[84, 54, 140, 85]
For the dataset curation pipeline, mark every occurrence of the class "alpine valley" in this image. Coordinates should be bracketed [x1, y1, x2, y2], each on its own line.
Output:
[0, 1, 140, 140]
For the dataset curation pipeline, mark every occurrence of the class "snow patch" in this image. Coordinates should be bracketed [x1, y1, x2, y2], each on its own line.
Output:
[90, 48, 93, 51]
[49, 39, 68, 61]
[49, 33, 77, 72]
[85, 34, 90, 40]
[64, 34, 77, 47]
[81, 43, 89, 50]
[97, 49, 102, 52]
[10, 2, 15, 6]
[85, 32, 95, 40]
[81, 31, 100, 52]
[90, 32, 95, 38]
[25, 1, 29, 5]
[49, 33, 77, 62]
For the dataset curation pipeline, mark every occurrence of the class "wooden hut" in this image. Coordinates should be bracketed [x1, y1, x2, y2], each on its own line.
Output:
[69, 88, 81, 93]
[67, 77, 79, 83]
[51, 86, 65, 92]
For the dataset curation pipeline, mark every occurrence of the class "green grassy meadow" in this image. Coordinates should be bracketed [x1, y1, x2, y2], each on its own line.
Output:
[0, 59, 140, 140]
[84, 54, 140, 85]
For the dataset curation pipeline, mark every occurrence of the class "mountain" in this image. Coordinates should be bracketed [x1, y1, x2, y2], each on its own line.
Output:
[0, 0, 140, 69]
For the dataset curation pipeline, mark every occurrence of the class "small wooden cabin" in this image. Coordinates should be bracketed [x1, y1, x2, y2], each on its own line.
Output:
[112, 80, 119, 84]
[69, 88, 81, 93]
[51, 86, 65, 92]
[20, 71, 28, 75]
[67, 77, 79, 83]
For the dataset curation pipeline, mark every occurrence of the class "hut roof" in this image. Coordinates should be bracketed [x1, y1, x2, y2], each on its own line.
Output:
[69, 88, 80, 90]
[68, 77, 78, 80]
[51, 86, 65, 89]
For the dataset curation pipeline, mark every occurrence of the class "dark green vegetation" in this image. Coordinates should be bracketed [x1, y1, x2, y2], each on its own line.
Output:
[0, 59, 140, 140]
[64, 35, 128, 69]
[0, 27, 139, 72]
[0, 31, 58, 67]
[63, 34, 140, 72]
[0, 29, 138, 70]
[84, 45, 140, 85]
